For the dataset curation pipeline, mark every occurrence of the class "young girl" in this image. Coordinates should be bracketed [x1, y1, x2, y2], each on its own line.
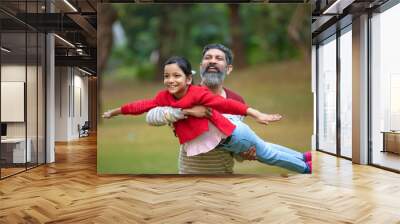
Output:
[103, 56, 312, 173]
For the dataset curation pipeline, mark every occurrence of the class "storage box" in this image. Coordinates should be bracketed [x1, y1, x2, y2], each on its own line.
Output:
[383, 131, 400, 154]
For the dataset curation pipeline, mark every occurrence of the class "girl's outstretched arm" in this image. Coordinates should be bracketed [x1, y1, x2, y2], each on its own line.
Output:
[197, 88, 282, 124]
[195, 87, 282, 125]
[246, 108, 282, 125]
[196, 87, 248, 115]
[120, 99, 158, 115]
[103, 91, 164, 119]
[102, 108, 122, 119]
[102, 98, 158, 119]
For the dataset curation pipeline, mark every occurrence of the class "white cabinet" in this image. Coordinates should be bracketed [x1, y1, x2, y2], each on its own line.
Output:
[1, 138, 32, 163]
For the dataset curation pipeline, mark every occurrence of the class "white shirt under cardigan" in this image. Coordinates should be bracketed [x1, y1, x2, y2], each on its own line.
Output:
[181, 114, 243, 156]
[182, 121, 227, 156]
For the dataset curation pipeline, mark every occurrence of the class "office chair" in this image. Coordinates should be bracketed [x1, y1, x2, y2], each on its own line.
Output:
[79, 121, 90, 138]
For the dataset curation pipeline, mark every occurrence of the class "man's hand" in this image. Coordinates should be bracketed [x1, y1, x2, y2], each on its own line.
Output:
[239, 146, 257, 160]
[182, 105, 212, 118]
[163, 107, 186, 123]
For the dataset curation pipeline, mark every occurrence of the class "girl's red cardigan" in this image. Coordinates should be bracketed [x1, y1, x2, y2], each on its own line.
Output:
[120, 85, 248, 144]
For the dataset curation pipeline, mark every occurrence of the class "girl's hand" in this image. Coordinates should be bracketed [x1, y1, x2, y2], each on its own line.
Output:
[246, 108, 282, 125]
[102, 111, 113, 119]
[102, 108, 122, 119]
[255, 113, 282, 125]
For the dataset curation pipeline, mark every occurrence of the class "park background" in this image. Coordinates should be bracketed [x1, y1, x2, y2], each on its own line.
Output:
[97, 3, 312, 174]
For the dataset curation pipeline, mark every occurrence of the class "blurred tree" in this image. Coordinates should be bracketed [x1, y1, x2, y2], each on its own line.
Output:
[98, 3, 117, 124]
[288, 4, 310, 61]
[228, 4, 247, 69]
[157, 5, 180, 81]
[105, 4, 309, 81]
[98, 4, 117, 74]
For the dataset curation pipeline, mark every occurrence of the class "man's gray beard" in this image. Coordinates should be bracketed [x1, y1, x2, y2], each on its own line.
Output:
[200, 71, 226, 89]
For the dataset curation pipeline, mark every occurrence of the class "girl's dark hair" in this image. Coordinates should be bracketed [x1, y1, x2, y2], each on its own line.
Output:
[164, 56, 192, 76]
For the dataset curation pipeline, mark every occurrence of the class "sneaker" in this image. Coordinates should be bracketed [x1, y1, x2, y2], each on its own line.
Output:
[303, 151, 312, 162]
[305, 161, 312, 174]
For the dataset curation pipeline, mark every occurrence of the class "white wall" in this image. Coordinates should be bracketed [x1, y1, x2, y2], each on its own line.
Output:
[55, 67, 69, 141]
[55, 67, 89, 141]
[74, 73, 89, 136]
[1, 65, 26, 81]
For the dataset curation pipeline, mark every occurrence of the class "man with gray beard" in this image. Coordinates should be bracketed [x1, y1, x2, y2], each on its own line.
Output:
[200, 60, 226, 90]
[146, 43, 256, 174]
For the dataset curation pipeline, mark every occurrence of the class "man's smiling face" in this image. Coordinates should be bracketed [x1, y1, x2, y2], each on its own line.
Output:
[200, 48, 227, 74]
[200, 48, 230, 88]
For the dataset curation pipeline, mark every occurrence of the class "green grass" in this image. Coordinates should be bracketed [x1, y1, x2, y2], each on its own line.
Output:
[98, 59, 313, 174]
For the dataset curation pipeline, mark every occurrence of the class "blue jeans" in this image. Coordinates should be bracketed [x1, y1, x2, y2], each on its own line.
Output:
[219, 119, 309, 173]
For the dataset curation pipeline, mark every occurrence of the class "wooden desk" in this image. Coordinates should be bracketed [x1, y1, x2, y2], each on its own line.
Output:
[1, 138, 31, 163]
[382, 131, 400, 155]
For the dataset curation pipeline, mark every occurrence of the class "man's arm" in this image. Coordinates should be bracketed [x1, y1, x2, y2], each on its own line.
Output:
[146, 107, 184, 126]
[146, 106, 211, 126]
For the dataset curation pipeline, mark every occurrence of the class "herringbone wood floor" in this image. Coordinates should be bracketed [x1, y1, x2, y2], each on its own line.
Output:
[1, 135, 400, 224]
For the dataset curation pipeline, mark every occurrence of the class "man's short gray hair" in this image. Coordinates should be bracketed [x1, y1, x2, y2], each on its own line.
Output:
[202, 43, 233, 65]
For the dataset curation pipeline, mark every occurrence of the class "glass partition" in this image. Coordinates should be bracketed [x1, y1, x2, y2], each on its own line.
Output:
[339, 27, 352, 158]
[27, 30, 38, 169]
[317, 35, 337, 154]
[0, 1, 46, 179]
[1, 30, 28, 177]
[38, 32, 45, 165]
[371, 3, 400, 171]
